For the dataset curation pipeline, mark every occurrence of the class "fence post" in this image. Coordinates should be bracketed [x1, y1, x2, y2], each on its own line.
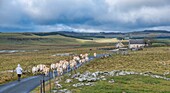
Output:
[49, 69, 51, 93]
[40, 80, 42, 93]
[43, 76, 45, 93]
[12, 68, 15, 79]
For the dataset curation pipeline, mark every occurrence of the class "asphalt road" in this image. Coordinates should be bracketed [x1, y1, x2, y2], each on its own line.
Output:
[0, 54, 106, 93]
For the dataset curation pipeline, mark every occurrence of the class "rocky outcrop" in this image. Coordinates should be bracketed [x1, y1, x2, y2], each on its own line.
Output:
[53, 70, 170, 93]
[71, 70, 170, 82]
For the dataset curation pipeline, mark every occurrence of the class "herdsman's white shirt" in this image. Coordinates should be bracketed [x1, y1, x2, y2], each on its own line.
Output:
[16, 64, 23, 74]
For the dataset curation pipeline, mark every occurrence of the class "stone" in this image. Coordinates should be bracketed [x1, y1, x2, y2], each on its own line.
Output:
[87, 77, 97, 82]
[55, 83, 62, 89]
[71, 74, 78, 78]
[83, 71, 91, 76]
[109, 71, 116, 76]
[78, 77, 86, 82]
[65, 79, 72, 83]
[143, 74, 149, 76]
[103, 71, 110, 76]
[144, 71, 153, 75]
[118, 71, 126, 76]
[164, 78, 170, 81]
[102, 78, 107, 81]
[163, 72, 170, 76]
[93, 71, 100, 76]
[65, 90, 72, 93]
[73, 83, 84, 87]
[150, 75, 164, 79]
[100, 75, 105, 78]
[55, 81, 60, 84]
[85, 82, 94, 86]
[52, 90, 58, 93]
[108, 79, 115, 83]
[92, 73, 97, 77]
[57, 89, 72, 93]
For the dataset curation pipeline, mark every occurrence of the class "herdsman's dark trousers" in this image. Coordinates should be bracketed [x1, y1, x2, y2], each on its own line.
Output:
[17, 74, 21, 81]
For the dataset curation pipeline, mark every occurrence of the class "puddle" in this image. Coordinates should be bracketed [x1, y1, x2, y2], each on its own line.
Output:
[0, 50, 39, 53]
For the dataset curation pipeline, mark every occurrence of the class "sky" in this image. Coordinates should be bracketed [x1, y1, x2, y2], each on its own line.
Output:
[0, 0, 170, 32]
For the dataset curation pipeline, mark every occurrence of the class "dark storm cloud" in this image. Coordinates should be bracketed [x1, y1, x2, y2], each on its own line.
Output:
[0, 0, 170, 32]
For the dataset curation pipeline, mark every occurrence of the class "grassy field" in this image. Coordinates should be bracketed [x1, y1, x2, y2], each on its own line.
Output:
[0, 47, 107, 84]
[79, 47, 170, 74]
[50, 47, 170, 93]
[0, 33, 115, 84]
[58, 75, 170, 93]
[0, 33, 170, 92]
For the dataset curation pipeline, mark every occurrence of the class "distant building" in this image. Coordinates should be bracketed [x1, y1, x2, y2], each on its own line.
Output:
[129, 39, 148, 49]
[115, 40, 124, 48]
[119, 48, 129, 55]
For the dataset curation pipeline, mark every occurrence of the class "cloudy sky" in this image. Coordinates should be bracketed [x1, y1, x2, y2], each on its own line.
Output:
[0, 0, 170, 32]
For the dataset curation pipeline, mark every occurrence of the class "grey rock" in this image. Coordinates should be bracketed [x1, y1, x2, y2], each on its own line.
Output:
[52, 90, 58, 93]
[118, 71, 126, 76]
[55, 81, 60, 84]
[163, 72, 170, 76]
[143, 74, 149, 76]
[150, 75, 164, 79]
[55, 83, 62, 89]
[85, 82, 94, 86]
[78, 77, 86, 82]
[92, 73, 97, 77]
[109, 71, 116, 76]
[57, 89, 72, 93]
[100, 75, 105, 78]
[65, 79, 72, 83]
[73, 83, 84, 87]
[87, 77, 97, 82]
[83, 71, 91, 76]
[102, 71, 110, 76]
[108, 79, 115, 83]
[65, 90, 72, 93]
[101, 77, 106, 81]
[71, 74, 78, 78]
[164, 78, 170, 81]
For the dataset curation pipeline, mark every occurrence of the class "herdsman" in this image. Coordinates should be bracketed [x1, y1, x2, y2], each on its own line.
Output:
[16, 64, 23, 81]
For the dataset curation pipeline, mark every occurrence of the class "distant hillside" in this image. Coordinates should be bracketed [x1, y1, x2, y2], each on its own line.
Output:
[0, 30, 169, 46]
[142, 30, 170, 33]
[0, 33, 94, 45]
[32, 30, 170, 39]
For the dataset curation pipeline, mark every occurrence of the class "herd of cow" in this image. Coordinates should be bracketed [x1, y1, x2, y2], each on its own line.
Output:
[31, 53, 97, 76]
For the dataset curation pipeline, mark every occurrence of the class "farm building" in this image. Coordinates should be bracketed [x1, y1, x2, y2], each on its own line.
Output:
[129, 39, 148, 49]
[115, 41, 124, 48]
[119, 48, 129, 55]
